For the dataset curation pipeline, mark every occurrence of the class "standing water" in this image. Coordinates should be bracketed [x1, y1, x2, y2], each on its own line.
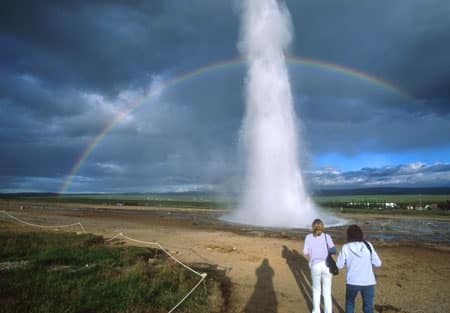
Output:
[224, 0, 334, 228]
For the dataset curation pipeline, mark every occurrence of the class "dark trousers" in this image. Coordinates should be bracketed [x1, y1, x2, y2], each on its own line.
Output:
[345, 284, 375, 313]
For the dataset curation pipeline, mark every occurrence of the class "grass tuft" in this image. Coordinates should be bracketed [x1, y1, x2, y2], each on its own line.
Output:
[0, 230, 209, 313]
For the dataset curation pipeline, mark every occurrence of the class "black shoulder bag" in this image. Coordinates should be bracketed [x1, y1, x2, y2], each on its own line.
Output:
[363, 240, 377, 278]
[362, 240, 372, 256]
[325, 234, 339, 275]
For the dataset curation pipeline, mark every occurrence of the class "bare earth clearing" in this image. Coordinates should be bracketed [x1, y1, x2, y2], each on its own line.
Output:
[1, 202, 449, 313]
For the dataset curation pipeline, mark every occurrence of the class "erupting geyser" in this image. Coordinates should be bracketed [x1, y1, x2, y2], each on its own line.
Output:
[225, 0, 333, 228]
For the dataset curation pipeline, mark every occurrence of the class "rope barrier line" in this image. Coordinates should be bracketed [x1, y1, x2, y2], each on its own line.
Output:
[106, 232, 208, 312]
[104, 233, 124, 242]
[168, 273, 207, 313]
[0, 210, 87, 233]
[119, 233, 204, 277]
[0, 210, 208, 313]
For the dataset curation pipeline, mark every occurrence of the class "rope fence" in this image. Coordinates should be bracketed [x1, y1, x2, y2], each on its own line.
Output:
[0, 209, 87, 233]
[0, 209, 208, 313]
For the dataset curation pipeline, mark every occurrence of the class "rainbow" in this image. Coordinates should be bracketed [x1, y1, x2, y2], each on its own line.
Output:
[59, 56, 412, 193]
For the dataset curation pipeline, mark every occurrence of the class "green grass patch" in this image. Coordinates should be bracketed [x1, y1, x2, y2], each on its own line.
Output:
[2, 193, 227, 210]
[314, 194, 450, 216]
[313, 194, 450, 204]
[0, 230, 209, 313]
[321, 206, 450, 217]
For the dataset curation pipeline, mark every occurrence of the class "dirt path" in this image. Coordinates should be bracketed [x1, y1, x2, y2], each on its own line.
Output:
[1, 206, 449, 313]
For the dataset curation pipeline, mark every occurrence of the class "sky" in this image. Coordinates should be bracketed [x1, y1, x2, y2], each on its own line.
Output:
[1, 0, 450, 193]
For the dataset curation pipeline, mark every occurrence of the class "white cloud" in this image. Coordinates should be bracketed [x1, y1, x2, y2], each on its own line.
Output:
[306, 162, 450, 188]
[94, 162, 127, 175]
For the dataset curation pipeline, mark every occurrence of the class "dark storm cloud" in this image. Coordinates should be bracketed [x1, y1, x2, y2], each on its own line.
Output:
[287, 0, 450, 112]
[1, 0, 449, 192]
[0, 0, 237, 94]
[69, 74, 244, 192]
[0, 71, 88, 118]
[294, 95, 450, 156]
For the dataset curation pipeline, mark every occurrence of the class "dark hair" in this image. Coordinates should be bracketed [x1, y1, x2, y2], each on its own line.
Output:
[347, 224, 363, 242]
[312, 218, 323, 226]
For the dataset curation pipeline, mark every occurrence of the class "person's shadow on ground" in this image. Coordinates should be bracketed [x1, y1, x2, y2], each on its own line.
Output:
[244, 258, 278, 313]
[282, 245, 344, 313]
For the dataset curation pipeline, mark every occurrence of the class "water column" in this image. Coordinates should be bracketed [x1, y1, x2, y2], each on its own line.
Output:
[226, 0, 319, 227]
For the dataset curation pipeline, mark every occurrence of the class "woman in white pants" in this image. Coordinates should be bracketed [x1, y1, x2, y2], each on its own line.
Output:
[303, 219, 336, 313]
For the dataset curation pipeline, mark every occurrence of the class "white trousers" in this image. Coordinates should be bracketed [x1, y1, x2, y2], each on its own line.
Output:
[311, 261, 333, 313]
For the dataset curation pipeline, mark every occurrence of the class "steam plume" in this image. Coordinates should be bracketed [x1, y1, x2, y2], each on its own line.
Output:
[227, 0, 321, 227]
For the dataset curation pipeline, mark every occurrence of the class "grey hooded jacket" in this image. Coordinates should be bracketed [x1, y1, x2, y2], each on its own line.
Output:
[336, 241, 382, 285]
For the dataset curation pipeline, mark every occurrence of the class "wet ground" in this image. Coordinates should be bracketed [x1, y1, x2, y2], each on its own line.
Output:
[38, 205, 450, 244]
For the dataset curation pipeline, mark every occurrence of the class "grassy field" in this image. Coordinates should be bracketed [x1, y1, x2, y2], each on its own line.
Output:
[314, 194, 450, 204]
[1, 192, 449, 216]
[0, 227, 215, 313]
[314, 194, 450, 217]
[1, 193, 226, 210]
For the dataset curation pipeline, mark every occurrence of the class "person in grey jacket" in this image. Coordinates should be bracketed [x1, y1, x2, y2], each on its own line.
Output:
[336, 225, 382, 313]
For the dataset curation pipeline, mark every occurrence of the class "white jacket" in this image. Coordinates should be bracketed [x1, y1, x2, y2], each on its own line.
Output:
[336, 241, 382, 286]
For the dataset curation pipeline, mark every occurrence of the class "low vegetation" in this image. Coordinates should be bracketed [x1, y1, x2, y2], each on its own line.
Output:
[0, 193, 226, 210]
[316, 194, 450, 216]
[1, 191, 449, 216]
[0, 228, 212, 313]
